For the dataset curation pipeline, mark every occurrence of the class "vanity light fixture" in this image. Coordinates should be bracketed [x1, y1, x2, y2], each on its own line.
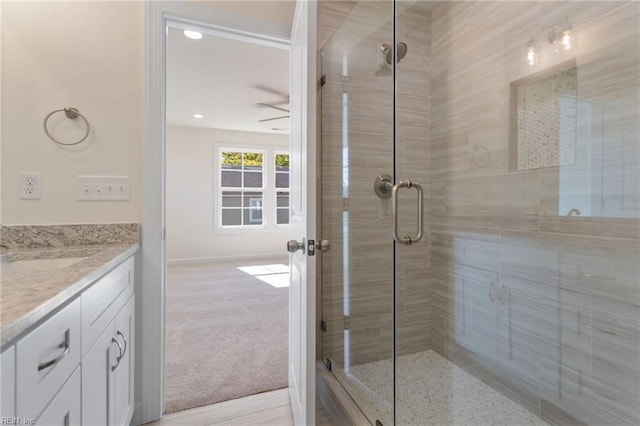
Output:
[526, 38, 538, 66]
[560, 28, 573, 50]
[549, 22, 573, 52]
[183, 30, 203, 40]
[193, 114, 203, 119]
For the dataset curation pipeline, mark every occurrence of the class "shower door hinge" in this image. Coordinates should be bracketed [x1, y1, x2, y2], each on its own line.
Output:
[320, 320, 327, 332]
[324, 358, 332, 371]
[319, 75, 326, 88]
[344, 315, 350, 330]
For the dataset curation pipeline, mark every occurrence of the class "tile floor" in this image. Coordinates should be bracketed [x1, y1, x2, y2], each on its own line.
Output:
[147, 388, 335, 426]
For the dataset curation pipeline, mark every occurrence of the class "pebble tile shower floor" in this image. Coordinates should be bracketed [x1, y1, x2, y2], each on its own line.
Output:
[346, 350, 549, 426]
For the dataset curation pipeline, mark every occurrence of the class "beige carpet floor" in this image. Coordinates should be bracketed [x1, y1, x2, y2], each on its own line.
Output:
[164, 259, 289, 414]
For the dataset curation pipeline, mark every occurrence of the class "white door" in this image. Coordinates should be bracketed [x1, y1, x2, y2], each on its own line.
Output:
[288, 0, 317, 425]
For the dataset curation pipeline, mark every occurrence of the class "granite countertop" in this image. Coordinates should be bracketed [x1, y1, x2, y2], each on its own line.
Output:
[1, 225, 139, 350]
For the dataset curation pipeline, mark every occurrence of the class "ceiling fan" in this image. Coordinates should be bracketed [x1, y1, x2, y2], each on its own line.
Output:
[255, 85, 290, 123]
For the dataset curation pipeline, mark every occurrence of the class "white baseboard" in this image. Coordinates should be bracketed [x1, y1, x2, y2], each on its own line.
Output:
[166, 252, 288, 266]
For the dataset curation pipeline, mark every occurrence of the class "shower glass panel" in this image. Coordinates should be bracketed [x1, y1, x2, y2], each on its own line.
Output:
[321, 1, 639, 425]
[395, 1, 640, 425]
[320, 1, 395, 424]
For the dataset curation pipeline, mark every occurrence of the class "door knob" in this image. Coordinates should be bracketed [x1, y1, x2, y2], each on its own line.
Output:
[287, 239, 305, 253]
[316, 240, 331, 252]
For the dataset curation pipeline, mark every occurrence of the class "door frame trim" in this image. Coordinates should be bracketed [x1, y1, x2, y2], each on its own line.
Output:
[142, 2, 289, 423]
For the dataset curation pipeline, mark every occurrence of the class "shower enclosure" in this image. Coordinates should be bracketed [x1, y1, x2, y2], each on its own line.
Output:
[319, 1, 639, 425]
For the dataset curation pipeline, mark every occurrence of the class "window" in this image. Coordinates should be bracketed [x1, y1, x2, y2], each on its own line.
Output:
[220, 150, 264, 227]
[216, 147, 290, 230]
[275, 153, 290, 225]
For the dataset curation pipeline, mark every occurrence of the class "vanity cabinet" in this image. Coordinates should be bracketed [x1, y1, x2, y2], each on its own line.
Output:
[0, 346, 15, 418]
[0, 254, 135, 425]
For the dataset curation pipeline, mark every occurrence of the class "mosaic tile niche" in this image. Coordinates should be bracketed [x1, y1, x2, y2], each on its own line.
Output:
[512, 64, 578, 171]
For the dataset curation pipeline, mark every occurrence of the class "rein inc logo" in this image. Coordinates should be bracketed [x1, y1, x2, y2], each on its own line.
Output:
[1, 418, 35, 425]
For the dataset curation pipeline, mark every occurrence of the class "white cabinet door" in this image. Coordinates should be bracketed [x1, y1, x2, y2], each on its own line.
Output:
[455, 265, 499, 363]
[1, 346, 16, 418]
[36, 368, 80, 426]
[82, 320, 116, 425]
[113, 296, 135, 426]
[82, 295, 135, 426]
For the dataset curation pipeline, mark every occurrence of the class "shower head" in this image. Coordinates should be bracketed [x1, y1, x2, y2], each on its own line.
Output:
[396, 42, 408, 63]
[381, 42, 408, 66]
[376, 42, 408, 76]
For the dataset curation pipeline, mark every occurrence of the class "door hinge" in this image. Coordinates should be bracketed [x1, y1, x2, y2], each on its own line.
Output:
[307, 239, 316, 256]
[161, 228, 166, 241]
[344, 315, 350, 330]
[324, 358, 332, 371]
[320, 320, 327, 333]
[319, 75, 326, 88]
[343, 198, 349, 211]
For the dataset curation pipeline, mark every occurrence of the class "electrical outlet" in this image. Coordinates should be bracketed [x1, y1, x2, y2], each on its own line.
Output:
[20, 172, 42, 200]
[77, 176, 131, 201]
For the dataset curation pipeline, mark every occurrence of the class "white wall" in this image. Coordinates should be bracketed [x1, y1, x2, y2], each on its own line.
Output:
[166, 125, 289, 262]
[1, 1, 142, 225]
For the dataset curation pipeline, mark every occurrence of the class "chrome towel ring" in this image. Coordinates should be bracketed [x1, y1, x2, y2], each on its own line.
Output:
[43, 107, 90, 146]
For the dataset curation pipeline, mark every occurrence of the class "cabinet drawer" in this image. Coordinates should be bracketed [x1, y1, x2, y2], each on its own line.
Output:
[16, 298, 81, 419]
[36, 367, 80, 426]
[82, 257, 134, 356]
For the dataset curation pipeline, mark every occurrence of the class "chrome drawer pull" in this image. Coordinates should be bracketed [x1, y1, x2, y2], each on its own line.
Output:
[111, 336, 123, 371]
[116, 330, 127, 363]
[38, 330, 70, 371]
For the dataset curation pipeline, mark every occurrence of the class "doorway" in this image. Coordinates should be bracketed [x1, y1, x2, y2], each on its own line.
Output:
[163, 23, 291, 414]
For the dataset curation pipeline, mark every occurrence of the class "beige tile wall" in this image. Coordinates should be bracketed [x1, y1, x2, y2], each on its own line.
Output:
[429, 2, 640, 425]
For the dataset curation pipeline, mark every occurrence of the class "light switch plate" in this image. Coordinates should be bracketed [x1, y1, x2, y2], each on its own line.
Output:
[77, 176, 130, 201]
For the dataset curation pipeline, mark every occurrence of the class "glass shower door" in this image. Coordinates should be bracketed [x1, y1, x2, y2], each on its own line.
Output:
[392, 2, 434, 425]
[319, 1, 396, 424]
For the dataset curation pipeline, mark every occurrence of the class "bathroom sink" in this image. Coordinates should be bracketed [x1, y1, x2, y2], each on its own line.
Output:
[1, 257, 87, 275]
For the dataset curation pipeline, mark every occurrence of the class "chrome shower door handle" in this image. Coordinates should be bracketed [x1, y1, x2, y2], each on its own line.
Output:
[392, 179, 424, 246]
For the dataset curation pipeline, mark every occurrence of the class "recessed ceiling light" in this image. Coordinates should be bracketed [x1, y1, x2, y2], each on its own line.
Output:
[193, 114, 203, 119]
[184, 30, 203, 40]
